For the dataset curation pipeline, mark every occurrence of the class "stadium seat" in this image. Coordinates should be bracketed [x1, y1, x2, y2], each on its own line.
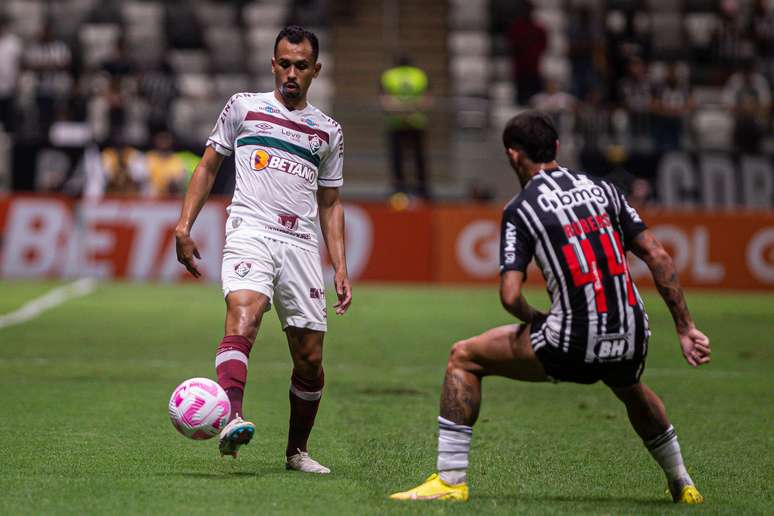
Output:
[169, 50, 211, 74]
[79, 24, 122, 67]
[692, 108, 733, 150]
[177, 74, 215, 99]
[122, 1, 164, 28]
[450, 57, 488, 97]
[194, 1, 237, 28]
[447, 31, 490, 58]
[448, 0, 488, 30]
[214, 74, 251, 101]
[205, 27, 245, 73]
[6, 0, 45, 41]
[243, 2, 289, 28]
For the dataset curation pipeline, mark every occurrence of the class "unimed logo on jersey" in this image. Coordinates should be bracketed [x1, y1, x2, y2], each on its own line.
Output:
[537, 184, 608, 212]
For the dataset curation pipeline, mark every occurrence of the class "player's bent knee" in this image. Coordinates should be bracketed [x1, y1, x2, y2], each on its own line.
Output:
[448, 339, 474, 369]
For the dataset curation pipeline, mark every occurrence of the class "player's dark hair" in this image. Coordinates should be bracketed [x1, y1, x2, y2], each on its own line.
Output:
[274, 25, 319, 62]
[502, 110, 559, 163]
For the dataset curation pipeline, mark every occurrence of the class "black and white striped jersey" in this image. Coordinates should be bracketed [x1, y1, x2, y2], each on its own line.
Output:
[499, 167, 650, 363]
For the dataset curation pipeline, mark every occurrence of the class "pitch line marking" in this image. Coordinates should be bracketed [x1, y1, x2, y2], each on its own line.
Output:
[0, 278, 97, 329]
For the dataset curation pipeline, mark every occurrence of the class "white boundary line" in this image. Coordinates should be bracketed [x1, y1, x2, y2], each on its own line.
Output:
[0, 278, 97, 329]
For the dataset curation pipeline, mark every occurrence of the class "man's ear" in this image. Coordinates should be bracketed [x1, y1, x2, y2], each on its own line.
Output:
[506, 147, 519, 163]
[314, 62, 322, 78]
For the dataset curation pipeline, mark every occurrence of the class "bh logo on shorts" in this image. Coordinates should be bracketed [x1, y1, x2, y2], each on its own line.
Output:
[278, 214, 299, 231]
[593, 335, 628, 362]
[308, 134, 322, 155]
[234, 261, 252, 278]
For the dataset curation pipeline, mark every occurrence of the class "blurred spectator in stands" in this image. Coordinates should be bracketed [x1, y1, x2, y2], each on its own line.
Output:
[380, 55, 431, 200]
[101, 142, 146, 196]
[0, 16, 22, 133]
[139, 58, 177, 134]
[605, 8, 651, 103]
[713, 0, 754, 70]
[723, 58, 771, 154]
[651, 62, 695, 152]
[90, 75, 130, 145]
[567, 6, 605, 102]
[507, 1, 547, 105]
[102, 37, 135, 79]
[628, 177, 655, 212]
[165, 0, 204, 49]
[87, 0, 124, 25]
[617, 56, 653, 151]
[288, 0, 329, 27]
[23, 21, 73, 140]
[145, 131, 187, 197]
[749, 0, 774, 83]
[574, 87, 612, 154]
[529, 76, 577, 136]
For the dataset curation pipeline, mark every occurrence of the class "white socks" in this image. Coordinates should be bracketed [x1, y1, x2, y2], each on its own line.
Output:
[437, 416, 472, 485]
[645, 425, 693, 485]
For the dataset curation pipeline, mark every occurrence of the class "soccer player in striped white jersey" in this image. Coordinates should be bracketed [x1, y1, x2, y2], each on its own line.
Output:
[175, 26, 352, 474]
[391, 111, 710, 503]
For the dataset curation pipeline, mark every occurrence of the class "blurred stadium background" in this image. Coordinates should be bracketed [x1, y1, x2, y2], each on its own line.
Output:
[0, 1, 773, 514]
[0, 0, 772, 288]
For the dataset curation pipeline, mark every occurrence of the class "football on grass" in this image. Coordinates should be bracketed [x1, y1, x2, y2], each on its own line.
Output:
[168, 378, 230, 440]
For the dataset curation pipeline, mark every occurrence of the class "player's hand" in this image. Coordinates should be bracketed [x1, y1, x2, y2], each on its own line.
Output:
[175, 232, 202, 278]
[332, 270, 352, 315]
[678, 326, 711, 367]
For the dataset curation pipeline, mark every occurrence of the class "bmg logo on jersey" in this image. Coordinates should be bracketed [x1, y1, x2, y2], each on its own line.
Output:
[593, 335, 629, 361]
[537, 184, 608, 212]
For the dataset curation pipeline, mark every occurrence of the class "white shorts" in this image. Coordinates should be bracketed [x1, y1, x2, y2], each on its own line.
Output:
[221, 231, 327, 332]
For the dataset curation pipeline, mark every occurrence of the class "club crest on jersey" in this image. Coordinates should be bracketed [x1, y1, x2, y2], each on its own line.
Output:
[308, 134, 323, 155]
[234, 261, 252, 278]
[278, 213, 299, 231]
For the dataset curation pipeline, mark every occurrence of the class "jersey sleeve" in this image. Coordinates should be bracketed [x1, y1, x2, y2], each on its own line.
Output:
[500, 203, 536, 275]
[206, 94, 241, 156]
[317, 123, 343, 187]
[615, 186, 647, 249]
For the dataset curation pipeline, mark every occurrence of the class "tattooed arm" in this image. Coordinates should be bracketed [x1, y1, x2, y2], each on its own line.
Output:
[630, 229, 711, 367]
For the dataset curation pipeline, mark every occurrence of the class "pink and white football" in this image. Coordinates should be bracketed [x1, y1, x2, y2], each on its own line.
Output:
[168, 378, 230, 440]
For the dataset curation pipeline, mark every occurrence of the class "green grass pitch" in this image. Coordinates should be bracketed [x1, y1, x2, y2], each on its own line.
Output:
[0, 280, 772, 515]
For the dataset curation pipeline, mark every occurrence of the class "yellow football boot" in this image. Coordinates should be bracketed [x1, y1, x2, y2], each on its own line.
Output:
[389, 473, 469, 501]
[673, 485, 704, 504]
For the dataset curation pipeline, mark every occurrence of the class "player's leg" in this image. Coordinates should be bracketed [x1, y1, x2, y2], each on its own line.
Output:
[217, 235, 276, 457]
[610, 382, 703, 504]
[273, 242, 330, 473]
[215, 289, 270, 458]
[283, 327, 329, 474]
[391, 323, 548, 501]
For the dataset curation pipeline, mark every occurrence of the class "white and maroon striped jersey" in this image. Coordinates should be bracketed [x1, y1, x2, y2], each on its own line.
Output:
[207, 91, 344, 251]
[500, 167, 650, 363]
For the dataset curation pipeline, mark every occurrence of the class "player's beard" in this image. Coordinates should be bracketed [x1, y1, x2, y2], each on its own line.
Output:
[281, 82, 302, 101]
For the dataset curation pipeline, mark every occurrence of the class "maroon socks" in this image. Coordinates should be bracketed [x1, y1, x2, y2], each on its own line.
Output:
[286, 368, 324, 457]
[215, 335, 253, 421]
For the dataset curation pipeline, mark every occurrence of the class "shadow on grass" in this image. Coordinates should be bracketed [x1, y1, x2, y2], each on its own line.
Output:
[478, 493, 671, 507]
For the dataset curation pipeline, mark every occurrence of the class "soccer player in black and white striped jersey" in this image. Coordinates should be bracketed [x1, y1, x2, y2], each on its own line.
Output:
[391, 111, 711, 503]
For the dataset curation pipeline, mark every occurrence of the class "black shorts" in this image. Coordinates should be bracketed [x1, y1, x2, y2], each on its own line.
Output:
[530, 314, 647, 388]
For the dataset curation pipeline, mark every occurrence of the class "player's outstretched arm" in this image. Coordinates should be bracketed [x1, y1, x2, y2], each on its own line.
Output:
[630, 229, 711, 367]
[318, 186, 351, 315]
[500, 270, 540, 323]
[174, 147, 224, 278]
